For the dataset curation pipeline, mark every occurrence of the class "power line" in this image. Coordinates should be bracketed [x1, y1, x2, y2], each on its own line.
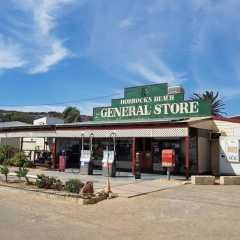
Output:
[0, 93, 121, 107]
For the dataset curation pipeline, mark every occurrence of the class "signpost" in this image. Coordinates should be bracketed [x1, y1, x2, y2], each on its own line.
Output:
[93, 83, 211, 121]
[162, 149, 176, 180]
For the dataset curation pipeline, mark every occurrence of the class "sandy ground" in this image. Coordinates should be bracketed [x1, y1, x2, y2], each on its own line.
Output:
[0, 184, 240, 240]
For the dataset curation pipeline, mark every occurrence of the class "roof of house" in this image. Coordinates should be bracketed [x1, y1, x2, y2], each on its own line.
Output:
[0, 121, 31, 128]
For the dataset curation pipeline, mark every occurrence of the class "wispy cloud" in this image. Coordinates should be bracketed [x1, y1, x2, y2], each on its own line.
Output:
[0, 34, 26, 69]
[30, 40, 71, 74]
[128, 63, 175, 83]
[84, 1, 189, 86]
[119, 18, 134, 29]
[0, 0, 78, 74]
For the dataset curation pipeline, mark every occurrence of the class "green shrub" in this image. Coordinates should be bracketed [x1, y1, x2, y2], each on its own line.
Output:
[24, 160, 35, 168]
[0, 165, 9, 182]
[54, 179, 63, 191]
[0, 145, 11, 164]
[64, 179, 84, 193]
[9, 152, 26, 167]
[15, 166, 29, 183]
[36, 174, 47, 188]
[36, 174, 63, 191]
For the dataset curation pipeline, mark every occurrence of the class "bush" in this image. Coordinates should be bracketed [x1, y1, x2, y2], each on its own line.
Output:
[65, 179, 84, 193]
[15, 166, 29, 183]
[9, 152, 26, 167]
[0, 165, 9, 182]
[36, 174, 63, 191]
[54, 179, 63, 191]
[24, 161, 35, 168]
[0, 145, 12, 164]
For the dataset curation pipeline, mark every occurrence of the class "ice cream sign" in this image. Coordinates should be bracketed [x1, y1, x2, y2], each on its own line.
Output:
[224, 139, 240, 162]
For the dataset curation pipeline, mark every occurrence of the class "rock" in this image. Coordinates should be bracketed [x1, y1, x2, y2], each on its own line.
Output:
[80, 181, 94, 195]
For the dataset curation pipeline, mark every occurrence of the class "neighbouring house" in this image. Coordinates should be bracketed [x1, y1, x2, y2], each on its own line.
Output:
[33, 117, 64, 125]
[0, 121, 31, 149]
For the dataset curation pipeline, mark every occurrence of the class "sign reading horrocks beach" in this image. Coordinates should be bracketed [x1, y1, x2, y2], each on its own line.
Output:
[93, 83, 211, 121]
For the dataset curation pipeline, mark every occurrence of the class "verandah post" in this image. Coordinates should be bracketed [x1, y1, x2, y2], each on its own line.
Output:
[184, 136, 189, 179]
[132, 137, 136, 174]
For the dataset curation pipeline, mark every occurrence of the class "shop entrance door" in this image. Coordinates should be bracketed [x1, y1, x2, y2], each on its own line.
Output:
[136, 138, 153, 172]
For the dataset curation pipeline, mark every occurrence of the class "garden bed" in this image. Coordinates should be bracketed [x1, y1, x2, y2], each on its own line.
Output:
[0, 176, 111, 205]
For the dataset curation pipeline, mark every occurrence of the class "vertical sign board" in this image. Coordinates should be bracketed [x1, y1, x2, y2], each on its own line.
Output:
[224, 139, 240, 162]
[93, 83, 211, 121]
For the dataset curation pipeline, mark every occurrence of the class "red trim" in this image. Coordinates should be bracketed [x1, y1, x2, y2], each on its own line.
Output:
[0, 122, 188, 133]
[132, 137, 136, 174]
[212, 116, 240, 124]
[184, 136, 189, 178]
[58, 124, 187, 131]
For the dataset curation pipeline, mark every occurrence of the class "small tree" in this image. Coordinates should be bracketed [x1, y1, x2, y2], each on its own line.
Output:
[0, 165, 9, 182]
[0, 145, 11, 164]
[10, 152, 26, 167]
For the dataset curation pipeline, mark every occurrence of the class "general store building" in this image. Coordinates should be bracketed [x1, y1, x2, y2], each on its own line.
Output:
[0, 83, 240, 176]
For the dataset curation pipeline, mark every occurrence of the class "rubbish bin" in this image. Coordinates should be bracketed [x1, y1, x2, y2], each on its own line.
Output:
[80, 150, 93, 175]
[102, 151, 116, 177]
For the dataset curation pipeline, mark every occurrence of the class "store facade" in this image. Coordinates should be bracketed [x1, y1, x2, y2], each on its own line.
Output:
[1, 83, 240, 176]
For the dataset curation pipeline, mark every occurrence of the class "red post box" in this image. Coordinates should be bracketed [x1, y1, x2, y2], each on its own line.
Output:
[162, 149, 176, 168]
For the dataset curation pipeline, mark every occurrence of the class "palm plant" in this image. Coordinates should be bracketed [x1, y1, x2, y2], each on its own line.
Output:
[63, 106, 81, 123]
[15, 166, 29, 184]
[190, 91, 225, 116]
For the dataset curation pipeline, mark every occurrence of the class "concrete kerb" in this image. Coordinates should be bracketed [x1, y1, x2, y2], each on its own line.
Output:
[220, 176, 240, 185]
[191, 175, 240, 185]
[191, 176, 215, 185]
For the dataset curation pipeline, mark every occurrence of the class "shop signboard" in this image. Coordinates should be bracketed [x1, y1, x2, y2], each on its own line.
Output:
[93, 83, 211, 121]
[224, 139, 240, 162]
[162, 149, 176, 167]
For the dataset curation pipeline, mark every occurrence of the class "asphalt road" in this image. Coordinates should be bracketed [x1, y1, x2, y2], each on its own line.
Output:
[0, 184, 240, 240]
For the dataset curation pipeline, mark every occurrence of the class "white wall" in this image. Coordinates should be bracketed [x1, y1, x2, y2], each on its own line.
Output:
[220, 136, 240, 175]
[22, 138, 46, 151]
[0, 137, 20, 149]
[34, 117, 64, 125]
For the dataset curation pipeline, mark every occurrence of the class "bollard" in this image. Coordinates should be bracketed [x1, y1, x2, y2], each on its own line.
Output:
[135, 152, 141, 179]
[167, 167, 170, 181]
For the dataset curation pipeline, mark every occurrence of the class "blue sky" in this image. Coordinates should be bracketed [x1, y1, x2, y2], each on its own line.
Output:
[0, 0, 239, 116]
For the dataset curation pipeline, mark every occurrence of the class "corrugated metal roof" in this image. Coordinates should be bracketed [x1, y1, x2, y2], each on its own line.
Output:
[56, 116, 212, 127]
[0, 121, 31, 128]
[0, 117, 214, 132]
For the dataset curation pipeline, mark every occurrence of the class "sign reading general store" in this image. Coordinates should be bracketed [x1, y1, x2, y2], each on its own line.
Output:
[93, 83, 211, 121]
